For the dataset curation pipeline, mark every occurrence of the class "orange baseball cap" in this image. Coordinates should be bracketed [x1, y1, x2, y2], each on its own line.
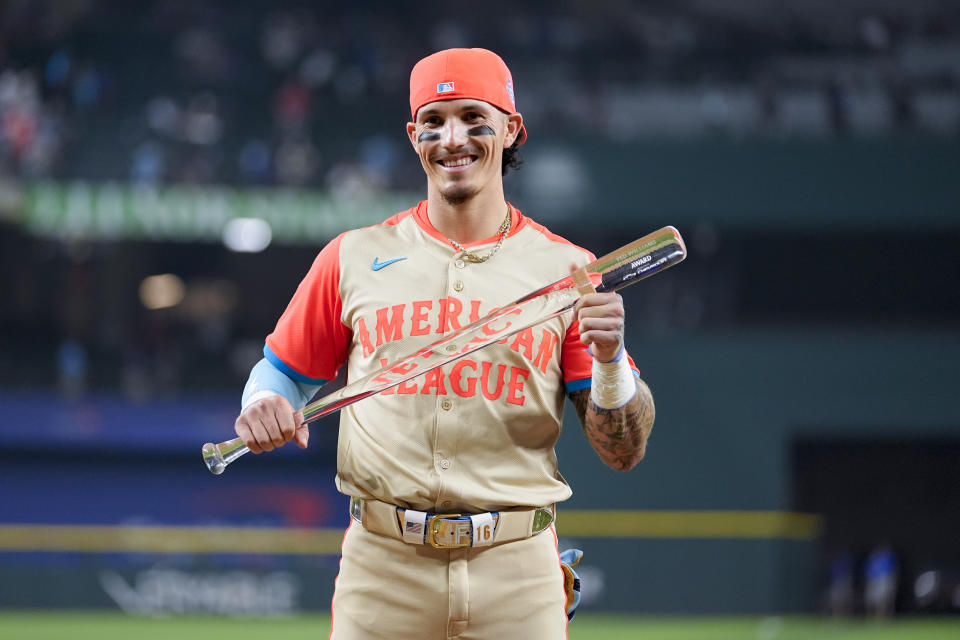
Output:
[409, 48, 527, 146]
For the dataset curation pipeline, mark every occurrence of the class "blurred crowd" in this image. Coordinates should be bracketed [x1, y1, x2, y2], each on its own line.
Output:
[0, 0, 958, 400]
[1, 0, 958, 188]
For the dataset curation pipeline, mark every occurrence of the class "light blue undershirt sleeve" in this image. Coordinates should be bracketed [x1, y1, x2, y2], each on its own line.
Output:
[241, 357, 324, 411]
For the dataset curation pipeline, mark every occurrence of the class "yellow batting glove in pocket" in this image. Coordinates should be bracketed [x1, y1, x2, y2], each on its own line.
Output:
[559, 548, 584, 621]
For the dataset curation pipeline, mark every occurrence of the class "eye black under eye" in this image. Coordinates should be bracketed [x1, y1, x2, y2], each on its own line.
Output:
[466, 124, 496, 136]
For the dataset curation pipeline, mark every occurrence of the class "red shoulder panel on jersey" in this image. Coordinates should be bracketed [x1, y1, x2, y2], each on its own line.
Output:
[265, 233, 352, 384]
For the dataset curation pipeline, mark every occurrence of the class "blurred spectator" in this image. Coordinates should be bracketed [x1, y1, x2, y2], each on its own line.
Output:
[358, 134, 398, 187]
[57, 338, 88, 399]
[182, 93, 222, 146]
[71, 63, 104, 109]
[261, 13, 305, 71]
[299, 48, 336, 88]
[332, 65, 367, 104]
[237, 138, 272, 183]
[826, 552, 855, 616]
[145, 96, 181, 138]
[325, 161, 380, 203]
[130, 141, 166, 184]
[176, 146, 220, 183]
[174, 27, 230, 82]
[274, 79, 311, 134]
[21, 105, 63, 176]
[0, 71, 39, 157]
[275, 137, 319, 186]
[0, 68, 64, 177]
[864, 543, 899, 618]
[44, 48, 71, 88]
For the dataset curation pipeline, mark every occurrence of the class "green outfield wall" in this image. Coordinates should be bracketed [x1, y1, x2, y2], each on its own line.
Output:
[551, 328, 960, 613]
[557, 328, 960, 510]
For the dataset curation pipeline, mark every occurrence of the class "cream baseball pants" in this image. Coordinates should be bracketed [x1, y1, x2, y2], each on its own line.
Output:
[329, 520, 569, 639]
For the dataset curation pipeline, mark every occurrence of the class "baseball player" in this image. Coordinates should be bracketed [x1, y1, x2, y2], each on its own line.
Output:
[235, 48, 655, 639]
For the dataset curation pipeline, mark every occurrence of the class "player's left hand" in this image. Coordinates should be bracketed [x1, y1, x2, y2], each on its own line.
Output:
[571, 264, 625, 363]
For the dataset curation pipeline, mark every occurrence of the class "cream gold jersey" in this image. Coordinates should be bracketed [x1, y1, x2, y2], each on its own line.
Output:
[264, 201, 640, 513]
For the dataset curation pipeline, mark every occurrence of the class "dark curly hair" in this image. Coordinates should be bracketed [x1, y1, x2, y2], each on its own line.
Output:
[501, 141, 523, 176]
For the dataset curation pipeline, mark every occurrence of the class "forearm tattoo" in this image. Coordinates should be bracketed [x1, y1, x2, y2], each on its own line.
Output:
[569, 380, 655, 471]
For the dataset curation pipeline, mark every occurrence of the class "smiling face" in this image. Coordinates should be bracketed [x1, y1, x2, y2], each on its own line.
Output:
[407, 99, 522, 206]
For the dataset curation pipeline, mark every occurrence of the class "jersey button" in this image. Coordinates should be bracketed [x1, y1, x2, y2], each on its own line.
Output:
[441, 500, 452, 509]
[454, 259, 466, 269]
[444, 344, 458, 353]
[453, 280, 464, 292]
[440, 399, 453, 411]
[439, 459, 451, 470]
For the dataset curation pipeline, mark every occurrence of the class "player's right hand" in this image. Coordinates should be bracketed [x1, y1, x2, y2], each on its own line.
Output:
[234, 394, 308, 454]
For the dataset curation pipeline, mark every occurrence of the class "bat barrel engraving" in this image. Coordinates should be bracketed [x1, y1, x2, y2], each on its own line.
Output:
[202, 226, 686, 474]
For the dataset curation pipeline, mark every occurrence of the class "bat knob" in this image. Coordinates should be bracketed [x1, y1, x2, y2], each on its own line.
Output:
[202, 442, 226, 475]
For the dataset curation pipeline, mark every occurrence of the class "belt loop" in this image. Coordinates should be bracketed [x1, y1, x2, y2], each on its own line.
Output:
[349, 496, 363, 523]
[532, 505, 555, 533]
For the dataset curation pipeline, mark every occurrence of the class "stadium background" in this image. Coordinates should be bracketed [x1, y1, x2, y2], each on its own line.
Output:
[1, 0, 959, 636]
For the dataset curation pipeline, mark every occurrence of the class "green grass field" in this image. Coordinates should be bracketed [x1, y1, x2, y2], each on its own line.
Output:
[1, 612, 958, 639]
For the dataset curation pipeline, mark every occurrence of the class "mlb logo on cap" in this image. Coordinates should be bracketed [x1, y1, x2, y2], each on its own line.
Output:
[437, 81, 455, 94]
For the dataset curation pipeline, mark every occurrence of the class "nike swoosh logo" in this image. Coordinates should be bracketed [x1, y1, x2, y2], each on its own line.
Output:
[371, 256, 407, 271]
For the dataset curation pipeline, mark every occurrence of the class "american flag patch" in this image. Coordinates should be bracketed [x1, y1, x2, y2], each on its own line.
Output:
[437, 82, 455, 94]
[401, 509, 428, 544]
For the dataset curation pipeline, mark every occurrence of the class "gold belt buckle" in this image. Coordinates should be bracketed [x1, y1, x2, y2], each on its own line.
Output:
[427, 513, 472, 549]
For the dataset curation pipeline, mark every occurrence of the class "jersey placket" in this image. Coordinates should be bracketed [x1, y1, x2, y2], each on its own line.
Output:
[431, 254, 473, 512]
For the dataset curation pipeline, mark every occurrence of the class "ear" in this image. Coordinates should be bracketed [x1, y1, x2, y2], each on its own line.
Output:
[503, 112, 524, 148]
[406, 121, 419, 151]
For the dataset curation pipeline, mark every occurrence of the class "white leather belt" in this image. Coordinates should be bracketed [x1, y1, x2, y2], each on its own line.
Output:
[349, 497, 555, 549]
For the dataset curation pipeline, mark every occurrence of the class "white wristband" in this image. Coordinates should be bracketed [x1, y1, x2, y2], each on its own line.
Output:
[590, 349, 636, 409]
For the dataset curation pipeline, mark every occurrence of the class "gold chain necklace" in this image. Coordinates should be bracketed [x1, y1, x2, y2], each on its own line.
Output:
[446, 206, 512, 264]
